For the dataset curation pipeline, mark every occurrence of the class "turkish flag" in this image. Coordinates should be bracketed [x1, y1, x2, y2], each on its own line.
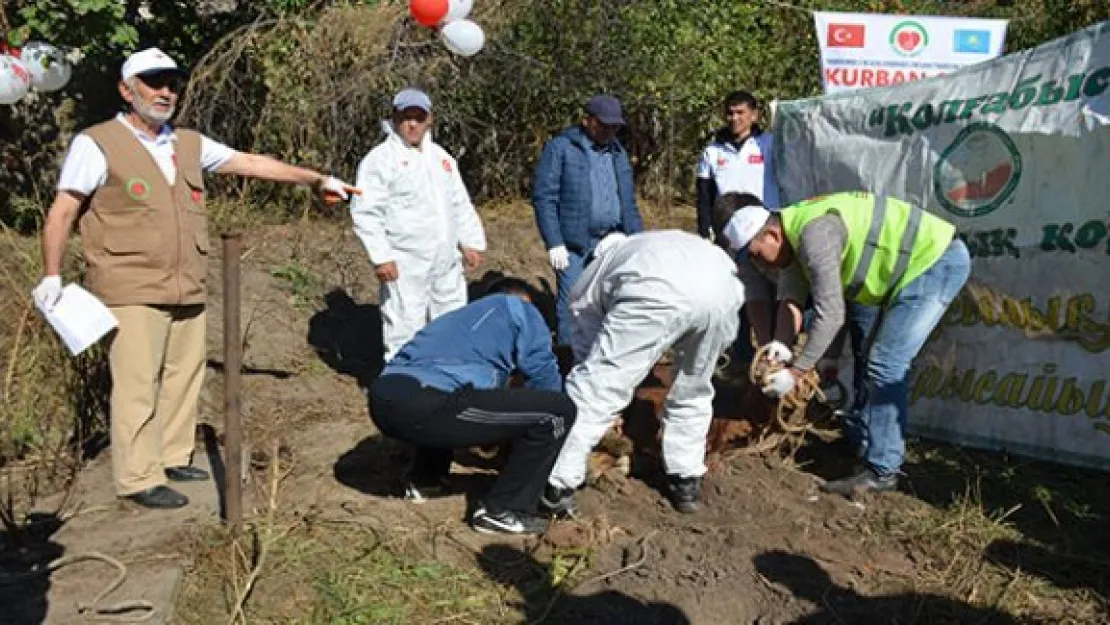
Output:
[827, 24, 865, 48]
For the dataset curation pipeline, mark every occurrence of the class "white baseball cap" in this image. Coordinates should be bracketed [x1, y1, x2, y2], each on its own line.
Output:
[121, 47, 182, 81]
[721, 205, 771, 255]
[393, 88, 432, 113]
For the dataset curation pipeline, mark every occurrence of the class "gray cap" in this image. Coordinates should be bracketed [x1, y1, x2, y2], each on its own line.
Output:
[585, 95, 625, 126]
[393, 88, 432, 113]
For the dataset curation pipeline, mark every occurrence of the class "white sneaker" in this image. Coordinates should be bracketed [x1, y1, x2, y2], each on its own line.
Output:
[403, 476, 451, 503]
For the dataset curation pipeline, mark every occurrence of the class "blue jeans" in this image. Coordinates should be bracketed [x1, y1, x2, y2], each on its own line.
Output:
[843, 238, 971, 476]
[555, 247, 588, 346]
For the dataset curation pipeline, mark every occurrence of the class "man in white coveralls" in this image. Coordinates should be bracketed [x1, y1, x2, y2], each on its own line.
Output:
[351, 88, 487, 362]
[541, 230, 745, 514]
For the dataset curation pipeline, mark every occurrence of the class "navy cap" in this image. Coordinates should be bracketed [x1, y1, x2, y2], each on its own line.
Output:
[585, 95, 625, 126]
[393, 88, 432, 113]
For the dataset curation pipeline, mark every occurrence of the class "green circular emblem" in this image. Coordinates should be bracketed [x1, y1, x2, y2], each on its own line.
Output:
[126, 177, 151, 201]
[934, 122, 1022, 218]
[890, 20, 929, 57]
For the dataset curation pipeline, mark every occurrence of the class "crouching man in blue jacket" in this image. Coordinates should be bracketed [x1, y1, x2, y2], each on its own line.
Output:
[368, 278, 576, 536]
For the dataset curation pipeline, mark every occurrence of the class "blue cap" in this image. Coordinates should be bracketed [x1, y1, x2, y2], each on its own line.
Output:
[393, 88, 432, 113]
[585, 95, 625, 126]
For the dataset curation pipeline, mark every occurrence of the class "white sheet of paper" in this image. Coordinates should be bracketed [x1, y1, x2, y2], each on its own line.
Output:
[43, 284, 118, 356]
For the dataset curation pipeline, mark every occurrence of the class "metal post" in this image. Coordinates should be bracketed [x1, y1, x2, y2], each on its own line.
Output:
[222, 233, 243, 526]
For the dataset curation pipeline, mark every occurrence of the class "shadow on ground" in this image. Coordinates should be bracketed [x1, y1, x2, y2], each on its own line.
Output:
[333, 435, 498, 506]
[905, 442, 1110, 605]
[307, 288, 383, 390]
[754, 549, 1022, 624]
[785, 432, 1110, 607]
[0, 513, 65, 625]
[985, 538, 1110, 601]
[478, 543, 691, 625]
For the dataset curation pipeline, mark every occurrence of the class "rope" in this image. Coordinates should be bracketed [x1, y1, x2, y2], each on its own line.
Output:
[743, 343, 838, 455]
[0, 551, 156, 622]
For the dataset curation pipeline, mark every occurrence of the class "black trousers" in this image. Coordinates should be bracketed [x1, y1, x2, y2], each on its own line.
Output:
[369, 374, 576, 514]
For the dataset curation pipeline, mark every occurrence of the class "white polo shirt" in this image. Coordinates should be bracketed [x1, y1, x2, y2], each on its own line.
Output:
[695, 131, 780, 209]
[57, 113, 238, 195]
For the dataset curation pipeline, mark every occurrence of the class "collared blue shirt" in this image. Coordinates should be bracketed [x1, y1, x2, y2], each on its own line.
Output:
[586, 141, 622, 235]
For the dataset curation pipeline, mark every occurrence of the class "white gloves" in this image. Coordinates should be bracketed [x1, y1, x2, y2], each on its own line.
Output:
[319, 176, 360, 203]
[761, 369, 796, 398]
[32, 275, 63, 313]
[764, 340, 794, 365]
[548, 245, 570, 271]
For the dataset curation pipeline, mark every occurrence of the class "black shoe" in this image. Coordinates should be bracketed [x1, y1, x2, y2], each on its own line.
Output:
[539, 484, 578, 518]
[666, 475, 703, 514]
[403, 475, 452, 503]
[165, 465, 210, 482]
[122, 486, 189, 509]
[470, 506, 549, 535]
[820, 467, 898, 497]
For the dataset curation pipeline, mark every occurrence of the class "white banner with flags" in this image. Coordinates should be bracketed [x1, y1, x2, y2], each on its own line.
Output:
[773, 20, 1110, 470]
[814, 11, 1009, 94]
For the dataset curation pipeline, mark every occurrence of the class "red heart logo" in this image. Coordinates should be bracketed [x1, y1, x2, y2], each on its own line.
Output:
[897, 30, 921, 51]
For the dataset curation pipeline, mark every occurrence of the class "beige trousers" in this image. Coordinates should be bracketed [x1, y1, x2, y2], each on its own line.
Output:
[108, 305, 206, 495]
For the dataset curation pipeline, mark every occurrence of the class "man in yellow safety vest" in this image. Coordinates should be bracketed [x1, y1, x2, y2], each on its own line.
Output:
[719, 191, 971, 496]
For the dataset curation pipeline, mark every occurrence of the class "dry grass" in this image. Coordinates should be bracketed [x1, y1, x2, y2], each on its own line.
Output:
[854, 443, 1110, 624]
[0, 226, 109, 540]
[175, 504, 508, 625]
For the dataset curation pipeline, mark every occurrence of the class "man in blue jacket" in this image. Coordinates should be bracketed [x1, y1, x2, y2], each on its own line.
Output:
[532, 94, 645, 347]
[368, 278, 575, 536]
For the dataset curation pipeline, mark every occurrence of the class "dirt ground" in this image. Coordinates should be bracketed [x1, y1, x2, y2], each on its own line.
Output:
[4, 202, 1110, 624]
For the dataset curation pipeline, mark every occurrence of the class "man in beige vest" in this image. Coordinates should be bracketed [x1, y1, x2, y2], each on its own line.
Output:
[30, 48, 358, 509]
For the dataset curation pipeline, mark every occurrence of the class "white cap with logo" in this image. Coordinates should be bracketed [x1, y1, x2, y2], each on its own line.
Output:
[721, 205, 771, 254]
[121, 47, 182, 81]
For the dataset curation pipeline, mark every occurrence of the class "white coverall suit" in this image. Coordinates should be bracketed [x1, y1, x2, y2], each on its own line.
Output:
[351, 122, 487, 361]
[548, 230, 746, 489]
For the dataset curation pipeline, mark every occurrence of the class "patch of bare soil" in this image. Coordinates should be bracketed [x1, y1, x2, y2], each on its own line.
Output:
[7, 202, 1108, 624]
[210, 205, 1108, 624]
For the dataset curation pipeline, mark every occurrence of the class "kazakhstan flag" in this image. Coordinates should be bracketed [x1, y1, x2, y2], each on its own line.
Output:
[954, 29, 991, 54]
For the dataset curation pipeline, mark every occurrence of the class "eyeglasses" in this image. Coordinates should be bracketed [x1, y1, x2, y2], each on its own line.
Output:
[137, 72, 184, 93]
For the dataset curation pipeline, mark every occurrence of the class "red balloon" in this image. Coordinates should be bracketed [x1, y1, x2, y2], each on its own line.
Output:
[410, 0, 449, 27]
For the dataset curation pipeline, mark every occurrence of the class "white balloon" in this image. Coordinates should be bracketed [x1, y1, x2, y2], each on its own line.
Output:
[441, 19, 485, 57]
[21, 42, 72, 92]
[443, 0, 473, 23]
[0, 55, 32, 105]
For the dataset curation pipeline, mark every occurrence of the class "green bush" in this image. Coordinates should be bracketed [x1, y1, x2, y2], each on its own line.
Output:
[3, 0, 1109, 219]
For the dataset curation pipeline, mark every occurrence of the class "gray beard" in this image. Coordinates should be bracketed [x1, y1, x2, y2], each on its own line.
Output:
[133, 97, 174, 125]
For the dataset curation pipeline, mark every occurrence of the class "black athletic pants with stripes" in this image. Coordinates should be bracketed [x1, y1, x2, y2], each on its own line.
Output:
[369, 374, 577, 514]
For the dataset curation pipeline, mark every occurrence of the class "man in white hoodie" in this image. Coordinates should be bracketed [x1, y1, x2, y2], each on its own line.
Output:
[543, 231, 746, 515]
[351, 88, 488, 361]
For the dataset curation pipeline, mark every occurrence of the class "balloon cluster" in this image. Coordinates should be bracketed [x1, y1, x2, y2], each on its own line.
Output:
[410, 0, 485, 57]
[0, 41, 72, 105]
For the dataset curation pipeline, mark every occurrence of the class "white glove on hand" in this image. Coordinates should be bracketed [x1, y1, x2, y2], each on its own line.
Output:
[319, 176, 360, 203]
[764, 340, 794, 365]
[32, 276, 63, 313]
[761, 369, 796, 398]
[548, 246, 570, 272]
